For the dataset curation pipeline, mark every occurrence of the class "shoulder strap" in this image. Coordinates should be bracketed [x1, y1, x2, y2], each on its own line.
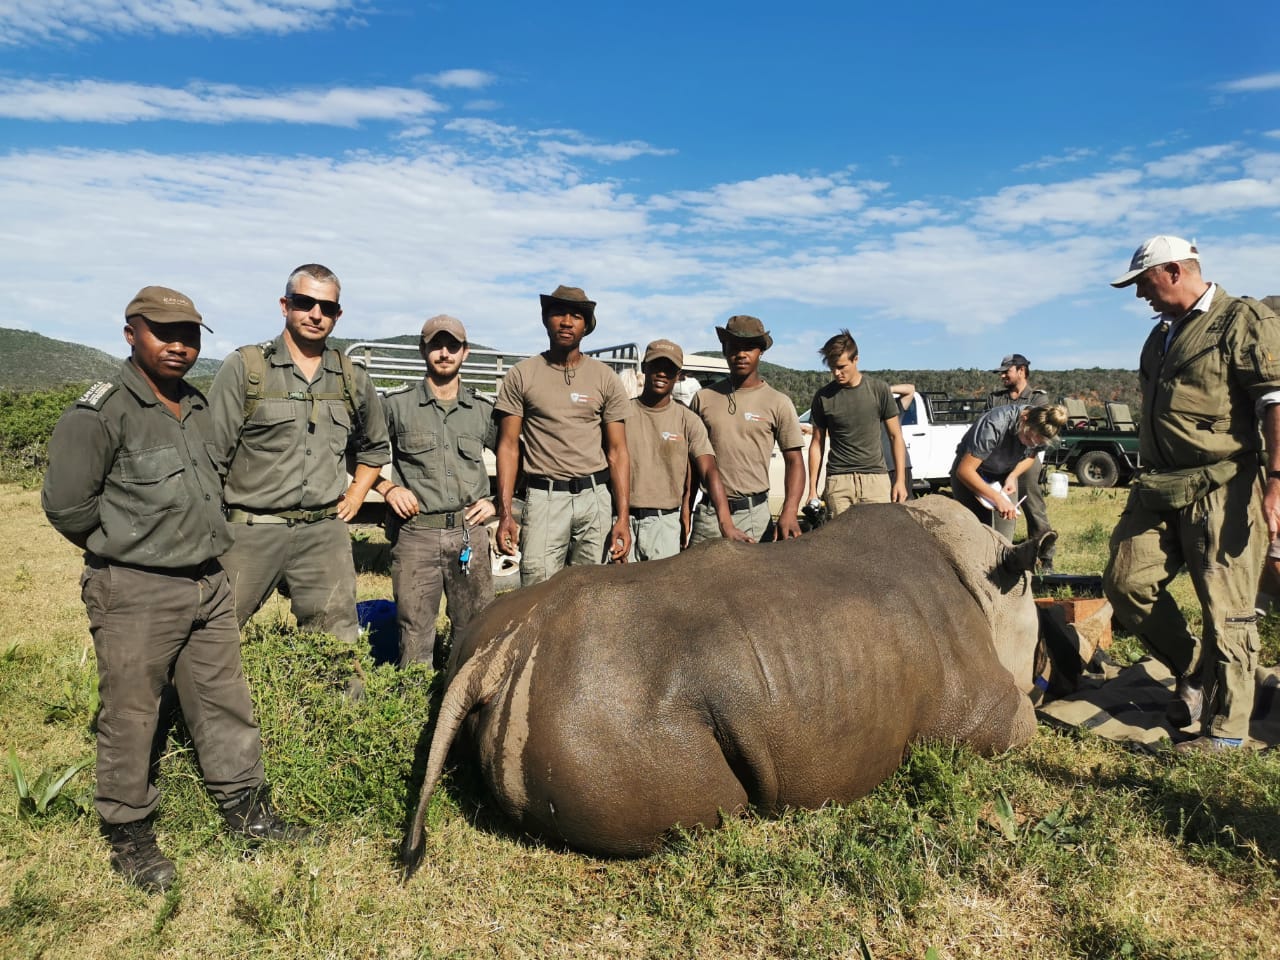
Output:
[237, 343, 271, 422]
[75, 381, 118, 410]
[333, 348, 361, 430]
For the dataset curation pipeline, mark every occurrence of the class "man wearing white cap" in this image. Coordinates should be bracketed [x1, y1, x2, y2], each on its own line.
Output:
[1104, 236, 1280, 752]
[378, 315, 496, 668]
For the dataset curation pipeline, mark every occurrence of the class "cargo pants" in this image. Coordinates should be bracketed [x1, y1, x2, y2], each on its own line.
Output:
[1103, 467, 1264, 740]
[389, 523, 494, 668]
[689, 498, 773, 545]
[221, 516, 360, 643]
[824, 472, 891, 515]
[519, 484, 612, 587]
[628, 510, 682, 561]
[82, 559, 265, 824]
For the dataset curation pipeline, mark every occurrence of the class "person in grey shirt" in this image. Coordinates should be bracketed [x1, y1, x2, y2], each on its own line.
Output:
[207, 263, 389, 646]
[42, 285, 304, 894]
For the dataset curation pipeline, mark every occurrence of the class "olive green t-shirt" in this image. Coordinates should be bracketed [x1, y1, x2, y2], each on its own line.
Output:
[628, 398, 715, 510]
[809, 376, 898, 475]
[690, 380, 803, 499]
[494, 354, 629, 479]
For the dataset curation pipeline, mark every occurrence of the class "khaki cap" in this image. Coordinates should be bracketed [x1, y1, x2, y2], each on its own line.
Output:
[421, 314, 468, 344]
[125, 285, 211, 332]
[643, 339, 684, 369]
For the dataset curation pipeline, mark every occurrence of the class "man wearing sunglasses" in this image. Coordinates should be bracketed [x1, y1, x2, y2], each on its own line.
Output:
[377, 314, 496, 669]
[208, 264, 389, 663]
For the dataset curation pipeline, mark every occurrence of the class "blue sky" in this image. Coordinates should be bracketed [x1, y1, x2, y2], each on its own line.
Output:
[1, 1, 1278, 373]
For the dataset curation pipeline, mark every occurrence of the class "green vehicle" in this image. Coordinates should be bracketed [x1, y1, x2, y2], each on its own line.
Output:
[1043, 399, 1143, 488]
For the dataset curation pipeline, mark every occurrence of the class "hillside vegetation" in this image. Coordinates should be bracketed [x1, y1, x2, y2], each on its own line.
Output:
[0, 329, 220, 390]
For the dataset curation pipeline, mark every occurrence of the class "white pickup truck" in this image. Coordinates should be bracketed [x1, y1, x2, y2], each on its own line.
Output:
[896, 390, 978, 492]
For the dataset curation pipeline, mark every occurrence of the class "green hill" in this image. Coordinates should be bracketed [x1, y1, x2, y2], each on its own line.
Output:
[0, 328, 221, 390]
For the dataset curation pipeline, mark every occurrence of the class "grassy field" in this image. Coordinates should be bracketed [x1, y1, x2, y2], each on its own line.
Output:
[2, 480, 1278, 960]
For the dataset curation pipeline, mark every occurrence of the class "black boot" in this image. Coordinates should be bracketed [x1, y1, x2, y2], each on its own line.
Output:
[221, 786, 309, 842]
[105, 819, 176, 893]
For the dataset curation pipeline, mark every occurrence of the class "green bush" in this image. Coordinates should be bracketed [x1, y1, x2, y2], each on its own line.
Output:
[0, 385, 84, 486]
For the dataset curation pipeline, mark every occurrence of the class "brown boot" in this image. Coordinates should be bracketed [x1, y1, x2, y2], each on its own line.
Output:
[105, 819, 176, 893]
[1166, 675, 1203, 729]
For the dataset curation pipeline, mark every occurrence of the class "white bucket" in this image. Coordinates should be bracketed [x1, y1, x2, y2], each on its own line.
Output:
[1048, 472, 1069, 499]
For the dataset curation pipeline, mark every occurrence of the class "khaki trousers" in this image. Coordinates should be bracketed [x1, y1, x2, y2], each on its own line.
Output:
[519, 484, 612, 587]
[82, 560, 264, 823]
[389, 523, 494, 667]
[689, 498, 772, 545]
[1103, 468, 1264, 739]
[222, 517, 359, 643]
[629, 511, 682, 561]
[824, 472, 891, 516]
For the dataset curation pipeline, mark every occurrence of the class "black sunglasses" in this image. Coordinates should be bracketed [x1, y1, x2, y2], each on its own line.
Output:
[286, 293, 341, 319]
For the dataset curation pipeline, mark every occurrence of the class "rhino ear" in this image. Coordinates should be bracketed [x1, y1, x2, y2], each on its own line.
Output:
[1003, 530, 1056, 575]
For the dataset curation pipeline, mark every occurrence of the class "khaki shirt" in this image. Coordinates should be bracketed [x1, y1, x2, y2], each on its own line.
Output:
[207, 335, 389, 511]
[383, 380, 496, 512]
[1138, 287, 1280, 470]
[691, 380, 803, 499]
[493, 354, 629, 479]
[41, 360, 233, 567]
[628, 398, 715, 510]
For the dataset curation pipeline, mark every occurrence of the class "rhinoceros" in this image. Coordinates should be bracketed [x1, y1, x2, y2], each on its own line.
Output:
[402, 495, 1053, 871]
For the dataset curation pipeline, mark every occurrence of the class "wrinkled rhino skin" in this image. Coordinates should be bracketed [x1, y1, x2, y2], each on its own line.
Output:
[403, 495, 1050, 870]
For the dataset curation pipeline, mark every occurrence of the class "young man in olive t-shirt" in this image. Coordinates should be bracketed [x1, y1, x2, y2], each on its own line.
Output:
[628, 339, 750, 559]
[689, 315, 805, 544]
[807, 329, 908, 515]
[494, 285, 631, 585]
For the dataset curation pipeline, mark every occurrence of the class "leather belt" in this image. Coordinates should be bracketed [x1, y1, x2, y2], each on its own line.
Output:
[631, 506, 678, 519]
[524, 469, 610, 494]
[726, 490, 768, 511]
[226, 505, 339, 526]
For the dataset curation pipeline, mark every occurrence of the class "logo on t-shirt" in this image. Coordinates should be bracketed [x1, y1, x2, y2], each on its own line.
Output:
[743, 411, 764, 422]
[569, 392, 594, 405]
[660, 431, 683, 442]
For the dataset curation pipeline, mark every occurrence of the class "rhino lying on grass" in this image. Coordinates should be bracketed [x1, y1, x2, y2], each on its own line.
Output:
[402, 495, 1053, 871]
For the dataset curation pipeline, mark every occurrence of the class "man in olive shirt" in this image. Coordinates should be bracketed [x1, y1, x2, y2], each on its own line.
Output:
[806, 329, 908, 514]
[494, 285, 631, 586]
[208, 264, 389, 645]
[989, 352, 1054, 571]
[690, 315, 805, 543]
[1105, 236, 1280, 752]
[628, 339, 749, 559]
[379, 315, 496, 668]
[42, 286, 303, 894]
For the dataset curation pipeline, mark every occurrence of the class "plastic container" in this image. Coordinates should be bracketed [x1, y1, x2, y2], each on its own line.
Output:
[1048, 471, 1069, 499]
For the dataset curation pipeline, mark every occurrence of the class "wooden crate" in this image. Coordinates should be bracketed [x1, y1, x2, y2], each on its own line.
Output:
[1034, 596, 1112, 650]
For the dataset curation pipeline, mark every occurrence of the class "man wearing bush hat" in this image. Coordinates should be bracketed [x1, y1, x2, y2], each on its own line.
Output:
[627, 338, 749, 558]
[988, 352, 1053, 571]
[42, 285, 305, 893]
[689, 315, 805, 543]
[494, 285, 632, 585]
[1104, 235, 1280, 752]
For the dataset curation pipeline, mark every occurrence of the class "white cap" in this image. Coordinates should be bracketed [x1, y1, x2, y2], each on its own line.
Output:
[1111, 235, 1199, 288]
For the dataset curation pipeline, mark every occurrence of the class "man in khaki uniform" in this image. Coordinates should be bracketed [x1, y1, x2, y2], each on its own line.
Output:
[806, 329, 908, 514]
[628, 339, 749, 559]
[1104, 236, 1280, 752]
[988, 353, 1054, 570]
[42, 286, 303, 893]
[208, 263, 389, 645]
[494, 285, 631, 586]
[379, 315, 496, 668]
[690, 315, 805, 543]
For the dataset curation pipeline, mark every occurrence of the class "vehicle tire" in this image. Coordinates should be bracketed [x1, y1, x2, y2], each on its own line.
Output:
[1075, 450, 1119, 488]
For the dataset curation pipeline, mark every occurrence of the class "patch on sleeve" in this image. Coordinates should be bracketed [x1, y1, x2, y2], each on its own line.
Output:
[75, 381, 117, 409]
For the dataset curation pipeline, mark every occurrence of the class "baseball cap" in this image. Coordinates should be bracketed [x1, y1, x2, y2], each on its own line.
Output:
[1111, 236, 1199, 288]
[715, 314, 773, 351]
[993, 353, 1029, 373]
[643, 339, 684, 369]
[124, 285, 211, 332]
[420, 314, 468, 344]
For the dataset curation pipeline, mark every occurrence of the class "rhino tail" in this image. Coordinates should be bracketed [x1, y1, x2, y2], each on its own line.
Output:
[399, 630, 515, 881]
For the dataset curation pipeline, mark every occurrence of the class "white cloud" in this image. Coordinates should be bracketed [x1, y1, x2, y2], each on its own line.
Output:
[1144, 144, 1235, 179]
[1218, 72, 1280, 93]
[1015, 148, 1097, 172]
[976, 170, 1145, 229]
[539, 139, 676, 163]
[0, 0, 364, 45]
[0, 79, 444, 125]
[673, 173, 871, 228]
[420, 69, 496, 90]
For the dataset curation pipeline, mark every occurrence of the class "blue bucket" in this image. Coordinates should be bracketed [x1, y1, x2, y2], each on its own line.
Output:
[356, 598, 399, 665]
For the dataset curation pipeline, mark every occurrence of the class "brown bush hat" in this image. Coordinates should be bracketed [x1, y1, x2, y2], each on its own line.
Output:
[715, 314, 772, 352]
[540, 285, 597, 335]
[642, 339, 683, 369]
[125, 285, 211, 332]
[421, 314, 467, 344]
